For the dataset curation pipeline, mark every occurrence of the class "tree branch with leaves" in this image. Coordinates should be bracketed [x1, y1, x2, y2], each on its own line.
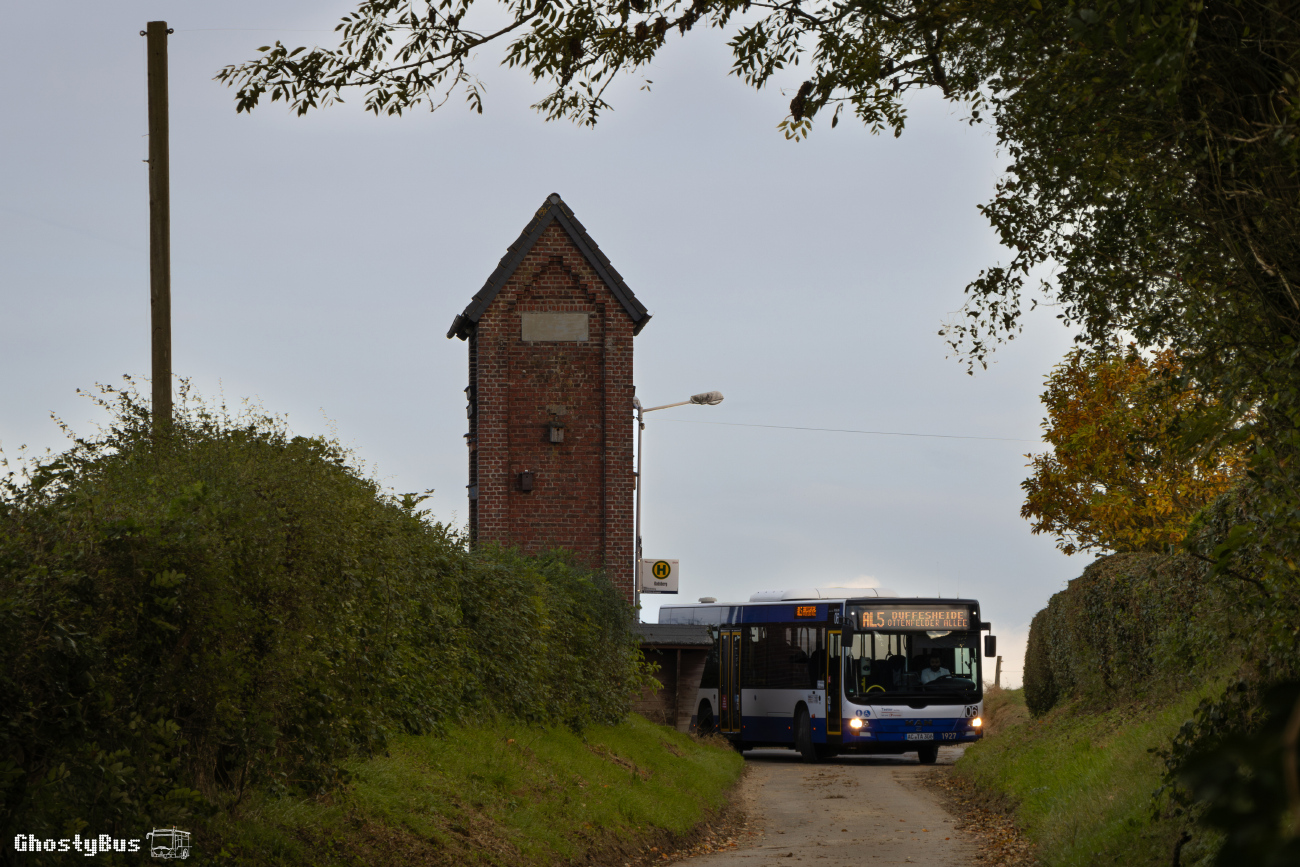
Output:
[215, 0, 976, 134]
[1021, 344, 1249, 556]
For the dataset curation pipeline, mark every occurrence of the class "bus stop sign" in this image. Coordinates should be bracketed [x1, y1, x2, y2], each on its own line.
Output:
[639, 558, 679, 594]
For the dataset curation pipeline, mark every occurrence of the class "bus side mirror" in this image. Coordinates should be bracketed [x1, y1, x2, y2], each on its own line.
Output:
[984, 635, 997, 658]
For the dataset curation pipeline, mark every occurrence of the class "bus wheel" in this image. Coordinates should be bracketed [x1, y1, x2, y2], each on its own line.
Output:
[917, 744, 939, 765]
[696, 701, 716, 735]
[794, 707, 820, 764]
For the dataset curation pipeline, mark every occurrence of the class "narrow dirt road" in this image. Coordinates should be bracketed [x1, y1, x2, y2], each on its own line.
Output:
[683, 746, 979, 866]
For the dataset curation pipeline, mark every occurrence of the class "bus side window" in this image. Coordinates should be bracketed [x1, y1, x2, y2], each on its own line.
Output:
[808, 647, 826, 687]
[766, 626, 799, 689]
[794, 626, 825, 689]
[741, 627, 767, 688]
[701, 642, 720, 690]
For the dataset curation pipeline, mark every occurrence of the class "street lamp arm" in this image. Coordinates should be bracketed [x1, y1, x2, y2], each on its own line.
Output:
[633, 388, 722, 619]
[639, 391, 725, 414]
[641, 399, 693, 413]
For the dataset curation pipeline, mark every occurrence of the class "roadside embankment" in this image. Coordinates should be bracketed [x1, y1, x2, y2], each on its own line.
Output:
[954, 683, 1229, 865]
[208, 714, 746, 866]
[949, 551, 1246, 866]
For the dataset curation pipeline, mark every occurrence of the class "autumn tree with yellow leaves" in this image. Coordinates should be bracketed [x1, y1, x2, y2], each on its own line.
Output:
[1022, 346, 1247, 556]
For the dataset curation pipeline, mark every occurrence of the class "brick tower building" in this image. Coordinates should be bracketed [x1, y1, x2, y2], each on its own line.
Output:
[447, 194, 651, 601]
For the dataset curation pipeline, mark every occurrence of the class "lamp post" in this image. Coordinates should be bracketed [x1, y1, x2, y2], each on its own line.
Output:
[634, 390, 724, 616]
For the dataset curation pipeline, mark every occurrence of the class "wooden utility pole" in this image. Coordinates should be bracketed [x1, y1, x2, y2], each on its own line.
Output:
[994, 655, 1003, 689]
[146, 21, 172, 434]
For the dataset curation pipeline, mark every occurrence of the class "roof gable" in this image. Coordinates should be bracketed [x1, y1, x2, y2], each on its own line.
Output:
[447, 193, 651, 340]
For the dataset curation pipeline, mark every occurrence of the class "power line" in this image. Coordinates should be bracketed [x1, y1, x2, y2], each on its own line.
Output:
[659, 418, 1038, 443]
[174, 28, 334, 33]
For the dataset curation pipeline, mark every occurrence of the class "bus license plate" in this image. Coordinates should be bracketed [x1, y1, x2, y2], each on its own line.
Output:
[906, 733, 934, 741]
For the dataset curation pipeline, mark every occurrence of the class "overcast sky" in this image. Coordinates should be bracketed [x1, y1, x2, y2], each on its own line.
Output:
[2, 2, 1090, 687]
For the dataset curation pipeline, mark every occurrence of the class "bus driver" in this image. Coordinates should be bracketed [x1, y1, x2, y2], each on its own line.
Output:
[920, 654, 950, 684]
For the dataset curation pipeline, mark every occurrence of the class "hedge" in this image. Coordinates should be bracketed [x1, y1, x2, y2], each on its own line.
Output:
[0, 383, 644, 851]
[1022, 552, 1238, 716]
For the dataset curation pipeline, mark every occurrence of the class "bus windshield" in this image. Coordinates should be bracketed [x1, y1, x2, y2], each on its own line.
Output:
[843, 629, 980, 700]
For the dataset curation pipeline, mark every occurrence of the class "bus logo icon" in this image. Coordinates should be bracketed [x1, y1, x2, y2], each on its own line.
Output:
[147, 828, 191, 859]
[652, 561, 671, 579]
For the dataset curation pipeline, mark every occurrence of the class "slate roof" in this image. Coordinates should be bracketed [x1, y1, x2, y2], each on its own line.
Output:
[633, 623, 714, 648]
[447, 193, 652, 340]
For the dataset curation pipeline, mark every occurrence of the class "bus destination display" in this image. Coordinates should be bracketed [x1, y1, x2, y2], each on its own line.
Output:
[856, 607, 970, 630]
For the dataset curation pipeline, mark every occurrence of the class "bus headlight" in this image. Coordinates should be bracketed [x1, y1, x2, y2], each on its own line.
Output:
[849, 718, 863, 730]
[971, 717, 983, 728]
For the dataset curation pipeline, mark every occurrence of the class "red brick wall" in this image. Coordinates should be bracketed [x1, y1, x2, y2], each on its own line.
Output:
[630, 648, 709, 732]
[468, 223, 635, 601]
[632, 649, 677, 726]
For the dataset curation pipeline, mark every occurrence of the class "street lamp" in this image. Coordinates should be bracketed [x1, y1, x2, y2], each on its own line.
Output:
[633, 390, 724, 616]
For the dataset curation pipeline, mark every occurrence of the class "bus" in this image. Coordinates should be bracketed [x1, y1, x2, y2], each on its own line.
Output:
[659, 589, 995, 763]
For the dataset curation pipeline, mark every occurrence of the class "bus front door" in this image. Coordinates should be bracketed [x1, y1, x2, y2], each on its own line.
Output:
[720, 629, 742, 734]
[827, 629, 842, 737]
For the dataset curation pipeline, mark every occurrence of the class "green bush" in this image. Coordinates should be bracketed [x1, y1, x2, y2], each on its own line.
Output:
[0, 382, 643, 851]
[1022, 608, 1057, 716]
[1021, 552, 1237, 716]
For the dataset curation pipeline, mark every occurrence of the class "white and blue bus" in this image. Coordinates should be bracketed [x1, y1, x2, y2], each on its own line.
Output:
[659, 589, 995, 763]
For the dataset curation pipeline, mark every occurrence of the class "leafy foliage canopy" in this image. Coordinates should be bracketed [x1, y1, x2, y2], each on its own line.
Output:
[1022, 345, 1246, 556]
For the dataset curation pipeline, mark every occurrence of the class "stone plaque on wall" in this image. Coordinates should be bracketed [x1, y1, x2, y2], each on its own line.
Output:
[521, 313, 589, 342]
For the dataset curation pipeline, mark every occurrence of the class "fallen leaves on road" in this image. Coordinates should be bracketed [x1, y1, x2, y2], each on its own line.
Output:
[612, 815, 758, 865]
[924, 772, 1041, 866]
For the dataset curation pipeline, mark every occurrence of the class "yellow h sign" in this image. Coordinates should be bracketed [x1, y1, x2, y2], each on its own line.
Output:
[639, 558, 679, 594]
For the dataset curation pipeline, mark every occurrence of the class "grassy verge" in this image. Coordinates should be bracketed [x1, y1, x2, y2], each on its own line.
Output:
[205, 714, 745, 866]
[980, 685, 1031, 737]
[954, 680, 1230, 866]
